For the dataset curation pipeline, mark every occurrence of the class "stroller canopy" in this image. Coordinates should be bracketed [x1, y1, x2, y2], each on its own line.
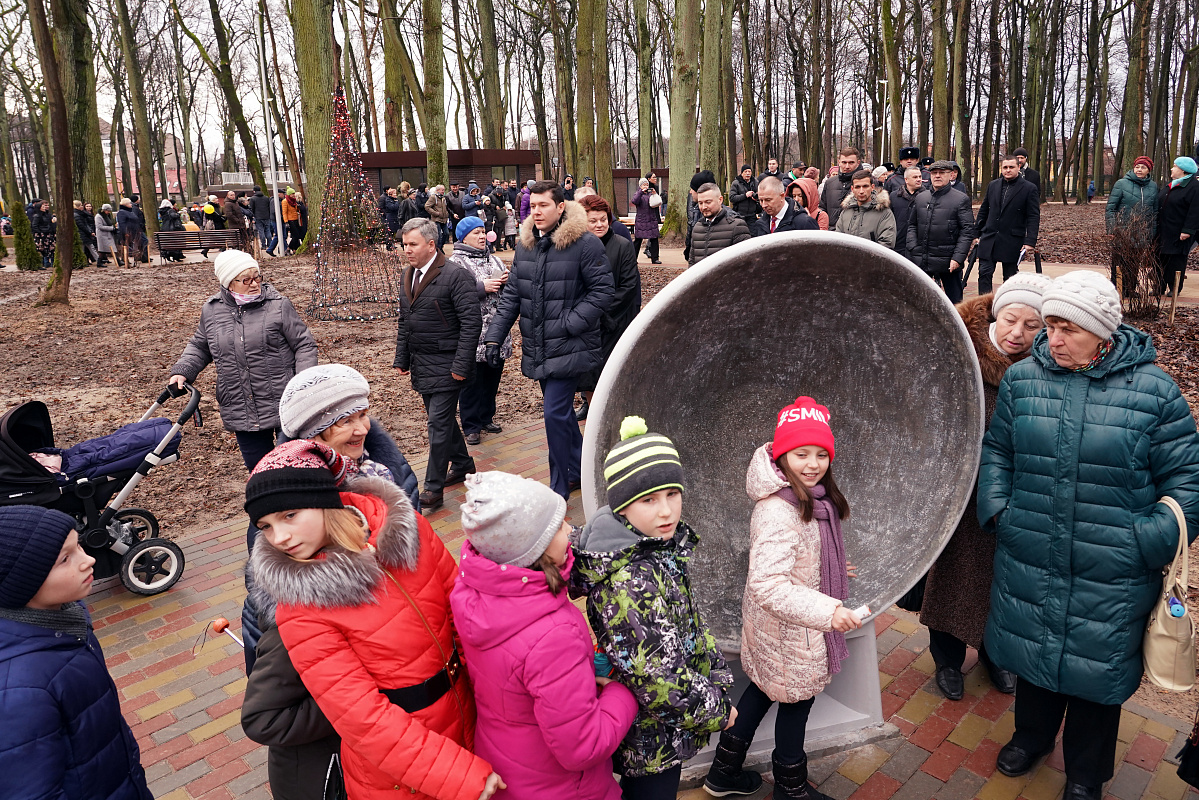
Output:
[0, 401, 60, 505]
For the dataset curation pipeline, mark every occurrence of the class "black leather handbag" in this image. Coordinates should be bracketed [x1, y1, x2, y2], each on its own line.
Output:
[323, 753, 348, 800]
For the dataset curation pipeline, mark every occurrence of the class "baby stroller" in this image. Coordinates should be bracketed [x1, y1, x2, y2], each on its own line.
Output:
[0, 383, 201, 595]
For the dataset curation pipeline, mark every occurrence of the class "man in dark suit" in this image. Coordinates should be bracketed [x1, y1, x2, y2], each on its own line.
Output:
[973, 154, 1041, 295]
[393, 217, 481, 510]
[1013, 147, 1041, 195]
[752, 176, 817, 236]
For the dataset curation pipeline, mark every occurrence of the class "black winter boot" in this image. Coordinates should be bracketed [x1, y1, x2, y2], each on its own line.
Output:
[771, 753, 832, 800]
[703, 732, 764, 796]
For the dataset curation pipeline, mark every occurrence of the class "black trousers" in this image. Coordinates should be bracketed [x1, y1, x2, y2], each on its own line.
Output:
[619, 764, 682, 800]
[421, 389, 473, 493]
[459, 360, 504, 435]
[726, 680, 815, 765]
[1010, 677, 1122, 786]
[936, 271, 964, 303]
[977, 259, 1020, 295]
[234, 428, 279, 472]
[1159, 251, 1190, 294]
[634, 236, 660, 261]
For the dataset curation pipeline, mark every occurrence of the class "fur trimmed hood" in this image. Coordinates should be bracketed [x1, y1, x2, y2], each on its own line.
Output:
[518, 199, 589, 250]
[957, 294, 1026, 388]
[250, 474, 421, 620]
[840, 188, 891, 211]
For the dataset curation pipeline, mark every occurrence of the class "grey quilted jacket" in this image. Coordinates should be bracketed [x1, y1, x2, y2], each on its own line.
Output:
[170, 284, 318, 432]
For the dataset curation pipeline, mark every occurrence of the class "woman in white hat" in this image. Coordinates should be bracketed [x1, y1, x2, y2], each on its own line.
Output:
[167, 250, 318, 470]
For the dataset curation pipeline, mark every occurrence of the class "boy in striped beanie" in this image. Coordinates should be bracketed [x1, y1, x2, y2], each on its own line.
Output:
[570, 416, 734, 796]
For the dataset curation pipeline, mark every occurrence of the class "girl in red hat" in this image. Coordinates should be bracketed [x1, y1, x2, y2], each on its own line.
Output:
[702, 397, 860, 800]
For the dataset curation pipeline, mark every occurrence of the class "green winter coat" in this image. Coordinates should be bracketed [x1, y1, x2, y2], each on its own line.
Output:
[1105, 171, 1160, 236]
[978, 325, 1199, 705]
[569, 509, 733, 777]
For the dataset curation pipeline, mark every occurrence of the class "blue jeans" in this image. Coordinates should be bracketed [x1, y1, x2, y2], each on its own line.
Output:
[255, 219, 272, 247]
[539, 378, 582, 497]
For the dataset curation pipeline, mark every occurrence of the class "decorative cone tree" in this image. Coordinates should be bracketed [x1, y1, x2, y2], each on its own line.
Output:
[309, 86, 402, 321]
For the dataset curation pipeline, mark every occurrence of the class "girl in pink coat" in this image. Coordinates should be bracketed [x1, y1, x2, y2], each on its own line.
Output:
[450, 472, 639, 800]
[702, 397, 862, 800]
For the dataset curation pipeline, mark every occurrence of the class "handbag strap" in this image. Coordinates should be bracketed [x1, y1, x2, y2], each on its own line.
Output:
[1159, 495, 1189, 590]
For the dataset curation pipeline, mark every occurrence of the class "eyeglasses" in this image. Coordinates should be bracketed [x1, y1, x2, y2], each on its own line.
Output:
[234, 273, 263, 285]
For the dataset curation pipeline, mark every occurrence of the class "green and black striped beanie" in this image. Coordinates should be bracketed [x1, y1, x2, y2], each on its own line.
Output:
[604, 416, 686, 513]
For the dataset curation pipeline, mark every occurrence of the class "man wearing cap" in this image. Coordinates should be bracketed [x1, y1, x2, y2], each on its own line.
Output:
[973, 154, 1040, 295]
[884, 146, 924, 193]
[394, 217, 482, 509]
[1012, 148, 1041, 194]
[730, 165, 761, 227]
[907, 160, 976, 302]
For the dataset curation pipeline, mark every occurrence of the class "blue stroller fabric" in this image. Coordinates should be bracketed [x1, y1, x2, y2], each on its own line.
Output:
[56, 419, 181, 481]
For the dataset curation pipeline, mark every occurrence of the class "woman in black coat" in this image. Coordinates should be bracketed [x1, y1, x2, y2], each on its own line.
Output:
[30, 200, 56, 269]
[158, 200, 185, 262]
[575, 194, 641, 413]
[1156, 157, 1199, 295]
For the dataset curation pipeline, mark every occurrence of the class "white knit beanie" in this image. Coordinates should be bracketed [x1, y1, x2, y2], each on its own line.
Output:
[278, 364, 371, 439]
[991, 273, 1052, 317]
[1040, 270, 1122, 339]
[213, 250, 259, 289]
[461, 472, 566, 567]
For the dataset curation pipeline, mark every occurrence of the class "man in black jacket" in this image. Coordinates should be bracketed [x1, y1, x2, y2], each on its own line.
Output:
[890, 167, 924, 259]
[393, 217, 482, 510]
[248, 186, 273, 248]
[445, 182, 465, 240]
[751, 176, 817, 236]
[484, 181, 614, 498]
[821, 147, 862, 229]
[379, 187, 401, 249]
[906, 160, 976, 302]
[729, 165, 761, 227]
[757, 157, 783, 185]
[973, 155, 1041, 295]
[1013, 148, 1041, 195]
[885, 147, 927, 194]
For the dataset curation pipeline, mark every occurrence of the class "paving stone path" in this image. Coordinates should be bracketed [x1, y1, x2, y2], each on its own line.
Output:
[91, 417, 1199, 799]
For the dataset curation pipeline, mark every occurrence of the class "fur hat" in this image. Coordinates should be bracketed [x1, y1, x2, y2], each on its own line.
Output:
[991, 273, 1052, 317]
[460, 472, 566, 567]
[279, 364, 371, 440]
[899, 147, 920, 161]
[690, 171, 716, 192]
[1041, 271, 1122, 340]
[604, 417, 686, 513]
[0, 506, 78, 608]
[244, 440, 352, 525]
[213, 250, 259, 288]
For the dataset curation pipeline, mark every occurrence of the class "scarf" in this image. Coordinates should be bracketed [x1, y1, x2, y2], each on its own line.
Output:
[0, 601, 90, 641]
[1071, 338, 1113, 372]
[230, 289, 260, 305]
[1170, 173, 1194, 190]
[775, 479, 850, 676]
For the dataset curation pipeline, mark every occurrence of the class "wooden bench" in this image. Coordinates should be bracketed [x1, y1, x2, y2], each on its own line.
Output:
[152, 230, 246, 264]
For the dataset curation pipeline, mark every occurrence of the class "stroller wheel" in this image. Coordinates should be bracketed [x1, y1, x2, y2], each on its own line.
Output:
[111, 508, 161, 543]
[120, 538, 185, 595]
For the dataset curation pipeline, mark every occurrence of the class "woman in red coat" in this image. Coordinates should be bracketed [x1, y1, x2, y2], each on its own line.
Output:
[244, 439, 503, 800]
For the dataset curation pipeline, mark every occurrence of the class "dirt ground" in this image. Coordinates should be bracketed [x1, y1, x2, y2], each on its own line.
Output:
[1, 206, 1197, 720]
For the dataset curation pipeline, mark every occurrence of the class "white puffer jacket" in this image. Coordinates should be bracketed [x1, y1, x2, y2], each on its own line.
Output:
[740, 443, 841, 704]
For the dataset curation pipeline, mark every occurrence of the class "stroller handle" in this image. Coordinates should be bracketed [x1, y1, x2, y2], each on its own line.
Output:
[142, 382, 202, 427]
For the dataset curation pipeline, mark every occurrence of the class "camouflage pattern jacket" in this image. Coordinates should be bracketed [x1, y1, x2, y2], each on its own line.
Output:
[570, 508, 733, 777]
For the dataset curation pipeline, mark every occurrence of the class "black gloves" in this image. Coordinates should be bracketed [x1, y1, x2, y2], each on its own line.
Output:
[485, 343, 503, 369]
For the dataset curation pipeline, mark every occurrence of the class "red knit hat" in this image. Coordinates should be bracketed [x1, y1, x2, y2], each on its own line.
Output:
[773, 397, 836, 461]
[1134, 156, 1154, 170]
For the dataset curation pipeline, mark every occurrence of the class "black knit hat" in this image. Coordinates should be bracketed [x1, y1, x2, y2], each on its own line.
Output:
[604, 416, 686, 513]
[690, 170, 716, 192]
[0, 506, 78, 608]
[244, 440, 350, 525]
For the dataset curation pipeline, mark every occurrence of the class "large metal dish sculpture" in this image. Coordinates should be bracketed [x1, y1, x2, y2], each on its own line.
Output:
[582, 232, 985, 650]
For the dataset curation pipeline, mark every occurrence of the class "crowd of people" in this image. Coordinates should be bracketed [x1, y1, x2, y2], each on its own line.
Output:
[2, 149, 1199, 800]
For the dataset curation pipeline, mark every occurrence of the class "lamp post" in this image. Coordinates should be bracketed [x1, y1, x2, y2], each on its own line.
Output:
[877, 79, 889, 165]
[257, 14, 286, 255]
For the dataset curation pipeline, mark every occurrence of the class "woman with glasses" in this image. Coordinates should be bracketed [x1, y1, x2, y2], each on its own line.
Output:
[168, 250, 318, 471]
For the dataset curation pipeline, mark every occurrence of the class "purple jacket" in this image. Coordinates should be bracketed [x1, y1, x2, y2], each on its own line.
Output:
[451, 544, 638, 800]
[519, 187, 532, 222]
[630, 188, 661, 239]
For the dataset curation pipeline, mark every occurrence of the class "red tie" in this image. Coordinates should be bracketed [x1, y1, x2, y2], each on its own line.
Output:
[770, 217, 777, 233]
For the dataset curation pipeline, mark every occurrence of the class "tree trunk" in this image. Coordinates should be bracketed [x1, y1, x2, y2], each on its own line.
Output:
[114, 0, 160, 231]
[662, 0, 701, 241]
[28, 0, 74, 303]
[881, 0, 903, 162]
[594, 0, 615, 201]
[635, 0, 653, 170]
[357, 0, 381, 148]
[291, 0, 337, 244]
[576, 0, 595, 182]
[476, 0, 504, 148]
[738, 0, 755, 169]
[950, 0, 970, 187]
[548, 0, 577, 177]
[170, 23, 200, 199]
[1119, 0, 1153, 173]
[447, 0, 477, 150]
[0, 82, 40, 270]
[721, 0, 735, 179]
[698, 0, 725, 187]
[930, 0, 950, 158]
[981, 0, 1001, 180]
[53, 0, 107, 210]
[421, 0, 448, 184]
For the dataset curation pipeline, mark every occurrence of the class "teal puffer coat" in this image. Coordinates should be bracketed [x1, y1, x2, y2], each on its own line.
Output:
[1105, 171, 1159, 236]
[978, 324, 1199, 705]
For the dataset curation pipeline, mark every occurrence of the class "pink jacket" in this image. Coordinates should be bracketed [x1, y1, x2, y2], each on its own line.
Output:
[450, 543, 638, 800]
[740, 444, 841, 703]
